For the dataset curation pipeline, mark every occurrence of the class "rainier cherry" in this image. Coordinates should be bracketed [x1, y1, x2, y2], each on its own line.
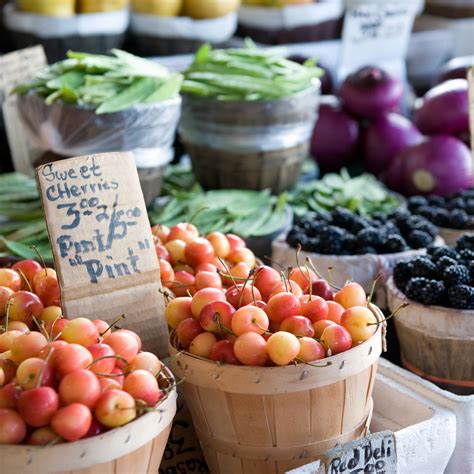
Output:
[51, 403, 92, 441]
[280, 315, 315, 337]
[0, 286, 14, 316]
[18, 386, 59, 427]
[0, 382, 20, 409]
[299, 295, 329, 323]
[185, 238, 215, 267]
[253, 266, 281, 302]
[191, 288, 226, 318]
[289, 267, 317, 293]
[59, 369, 101, 408]
[199, 300, 235, 333]
[228, 247, 255, 268]
[159, 259, 175, 287]
[266, 332, 300, 366]
[189, 332, 217, 359]
[0, 330, 23, 353]
[12, 260, 42, 289]
[334, 282, 366, 309]
[313, 320, 337, 339]
[0, 408, 26, 444]
[234, 332, 268, 366]
[0, 269, 21, 292]
[320, 325, 352, 355]
[311, 280, 334, 300]
[151, 224, 170, 242]
[103, 330, 139, 364]
[221, 262, 250, 287]
[266, 292, 301, 323]
[226, 234, 245, 253]
[269, 280, 303, 299]
[95, 389, 137, 428]
[62, 318, 99, 347]
[206, 232, 230, 258]
[298, 337, 325, 362]
[129, 352, 161, 376]
[326, 301, 345, 324]
[16, 357, 54, 390]
[165, 240, 187, 265]
[39, 306, 62, 323]
[225, 284, 261, 308]
[165, 297, 193, 329]
[88, 343, 116, 375]
[0, 359, 16, 383]
[209, 340, 240, 365]
[195, 271, 222, 290]
[10, 332, 47, 364]
[167, 223, 199, 244]
[7, 291, 44, 327]
[231, 306, 269, 336]
[176, 318, 204, 348]
[123, 370, 161, 407]
[340, 306, 377, 344]
[27, 426, 59, 445]
[33, 272, 60, 307]
[171, 271, 195, 297]
[54, 344, 93, 376]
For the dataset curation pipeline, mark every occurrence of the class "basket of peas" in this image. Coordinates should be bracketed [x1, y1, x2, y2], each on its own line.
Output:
[12, 49, 183, 205]
[179, 42, 321, 194]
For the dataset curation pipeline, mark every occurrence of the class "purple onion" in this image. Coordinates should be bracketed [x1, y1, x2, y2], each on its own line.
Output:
[437, 56, 474, 84]
[339, 66, 404, 119]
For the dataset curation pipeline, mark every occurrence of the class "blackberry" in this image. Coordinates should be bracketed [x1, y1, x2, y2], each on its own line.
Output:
[465, 199, 474, 215]
[342, 234, 358, 253]
[357, 246, 377, 255]
[406, 230, 433, 249]
[417, 206, 449, 227]
[287, 230, 307, 249]
[393, 260, 413, 291]
[459, 249, 474, 261]
[447, 197, 466, 210]
[444, 264, 471, 286]
[468, 261, 474, 279]
[436, 256, 459, 273]
[404, 215, 437, 238]
[331, 207, 357, 230]
[447, 284, 474, 310]
[411, 256, 436, 279]
[348, 216, 370, 234]
[317, 226, 346, 255]
[428, 195, 445, 207]
[407, 196, 428, 212]
[305, 221, 329, 237]
[356, 227, 383, 248]
[447, 209, 469, 229]
[456, 234, 474, 252]
[371, 212, 387, 222]
[383, 234, 408, 253]
[405, 277, 445, 305]
[388, 209, 411, 221]
[430, 246, 459, 262]
[302, 237, 319, 252]
[380, 222, 399, 237]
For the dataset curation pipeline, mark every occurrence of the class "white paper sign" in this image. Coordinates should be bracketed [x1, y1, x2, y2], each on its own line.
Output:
[338, 3, 416, 82]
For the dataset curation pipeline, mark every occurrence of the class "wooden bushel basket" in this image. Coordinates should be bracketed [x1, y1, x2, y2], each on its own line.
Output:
[169, 306, 385, 474]
[0, 367, 178, 474]
[386, 278, 474, 396]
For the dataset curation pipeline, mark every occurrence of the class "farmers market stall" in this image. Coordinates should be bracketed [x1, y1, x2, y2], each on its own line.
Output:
[1, 1, 474, 472]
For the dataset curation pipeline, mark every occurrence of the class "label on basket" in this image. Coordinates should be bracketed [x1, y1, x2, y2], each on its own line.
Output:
[322, 431, 397, 474]
[0, 45, 46, 100]
[338, 3, 415, 82]
[36, 152, 167, 354]
[468, 67, 474, 161]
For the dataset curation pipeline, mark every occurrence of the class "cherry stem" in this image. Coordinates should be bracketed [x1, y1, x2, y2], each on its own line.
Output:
[367, 302, 409, 326]
[305, 264, 313, 301]
[37, 346, 54, 388]
[295, 357, 332, 368]
[295, 246, 311, 284]
[4, 301, 11, 332]
[251, 319, 272, 335]
[280, 271, 289, 293]
[100, 314, 126, 337]
[16, 268, 32, 293]
[218, 257, 237, 287]
[238, 270, 254, 308]
[87, 354, 129, 370]
[305, 256, 342, 291]
[31, 245, 47, 276]
[367, 274, 382, 306]
[32, 315, 49, 341]
[216, 315, 235, 337]
[49, 315, 61, 342]
[158, 288, 174, 302]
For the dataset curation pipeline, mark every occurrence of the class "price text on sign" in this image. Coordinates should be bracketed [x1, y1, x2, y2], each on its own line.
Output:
[323, 431, 396, 474]
[37, 153, 157, 286]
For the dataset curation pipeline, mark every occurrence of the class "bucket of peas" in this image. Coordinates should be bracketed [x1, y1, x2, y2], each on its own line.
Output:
[179, 41, 321, 194]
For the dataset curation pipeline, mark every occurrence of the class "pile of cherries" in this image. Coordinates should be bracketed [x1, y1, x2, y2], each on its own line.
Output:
[160, 222, 381, 367]
[0, 260, 169, 446]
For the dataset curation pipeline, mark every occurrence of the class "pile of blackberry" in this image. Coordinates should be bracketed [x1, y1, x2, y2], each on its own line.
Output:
[408, 190, 474, 230]
[286, 207, 437, 256]
[393, 234, 474, 309]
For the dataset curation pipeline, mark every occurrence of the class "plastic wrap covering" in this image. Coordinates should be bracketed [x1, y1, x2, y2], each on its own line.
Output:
[16, 94, 182, 168]
[179, 84, 320, 153]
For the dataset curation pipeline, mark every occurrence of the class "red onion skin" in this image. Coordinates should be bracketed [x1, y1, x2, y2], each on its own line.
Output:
[414, 79, 469, 137]
[310, 98, 360, 173]
[339, 66, 404, 120]
[392, 135, 473, 196]
[363, 113, 423, 177]
[436, 56, 474, 84]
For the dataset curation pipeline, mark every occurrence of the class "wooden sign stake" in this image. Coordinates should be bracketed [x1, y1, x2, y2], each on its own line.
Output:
[36, 152, 168, 357]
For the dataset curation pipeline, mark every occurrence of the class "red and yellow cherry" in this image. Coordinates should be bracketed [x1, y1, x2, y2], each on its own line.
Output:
[185, 237, 215, 267]
[326, 301, 345, 324]
[176, 318, 204, 348]
[199, 300, 235, 333]
[62, 317, 99, 347]
[209, 340, 240, 365]
[266, 331, 300, 366]
[231, 305, 269, 336]
[334, 282, 366, 309]
[225, 284, 261, 308]
[155, 242, 170, 262]
[165, 296, 193, 329]
[7, 291, 44, 327]
[95, 389, 137, 428]
[0, 408, 26, 444]
[44, 318, 68, 341]
[312, 320, 337, 339]
[0, 382, 20, 409]
[174, 263, 195, 275]
[234, 332, 268, 366]
[165, 239, 187, 265]
[226, 234, 245, 253]
[266, 292, 301, 323]
[99, 376, 122, 393]
[320, 325, 352, 355]
[228, 247, 256, 268]
[16, 357, 54, 390]
[18, 386, 59, 427]
[92, 319, 111, 337]
[12, 260, 42, 289]
[123, 369, 161, 407]
[289, 267, 318, 293]
[0, 359, 16, 385]
[191, 288, 226, 318]
[84, 418, 105, 438]
[206, 232, 230, 259]
[298, 337, 325, 362]
[54, 344, 93, 376]
[51, 403, 92, 441]
[221, 262, 250, 287]
[0, 286, 14, 317]
[39, 305, 62, 324]
[280, 315, 315, 337]
[5, 321, 29, 333]
[27, 426, 59, 446]
[311, 279, 334, 300]
[0, 269, 21, 292]
[195, 262, 217, 273]
[159, 259, 175, 287]
[269, 280, 303, 299]
[340, 306, 377, 344]
[88, 343, 116, 375]
[59, 369, 101, 408]
[253, 266, 281, 301]
[171, 271, 196, 297]
[10, 332, 48, 364]
[34, 274, 60, 307]
[189, 332, 217, 359]
[195, 270, 222, 290]
[103, 330, 139, 364]
[299, 295, 329, 323]
[129, 352, 161, 376]
[38, 340, 68, 363]
[151, 224, 170, 242]
[0, 330, 23, 353]
[167, 223, 199, 244]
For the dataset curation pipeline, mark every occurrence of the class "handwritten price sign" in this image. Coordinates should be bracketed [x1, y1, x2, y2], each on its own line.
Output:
[36, 152, 168, 356]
